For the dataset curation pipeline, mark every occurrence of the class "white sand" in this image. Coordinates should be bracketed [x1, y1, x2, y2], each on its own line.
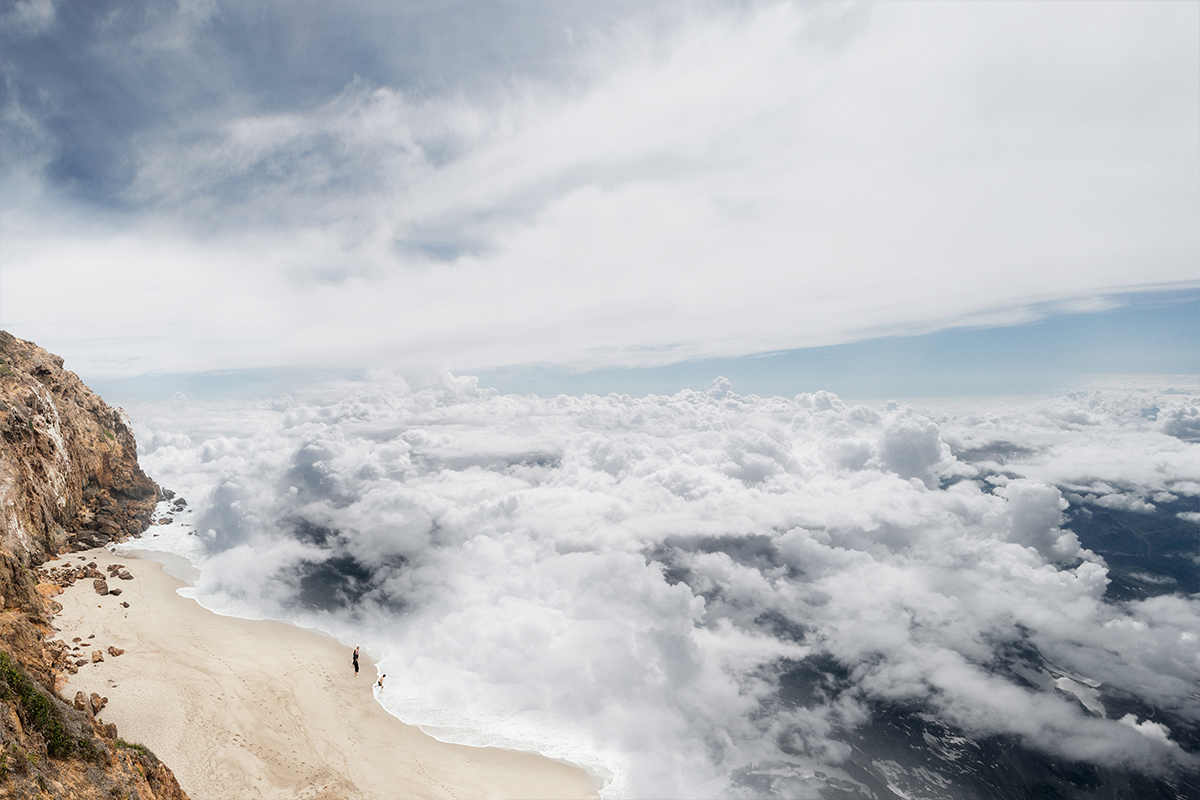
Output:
[51, 549, 600, 800]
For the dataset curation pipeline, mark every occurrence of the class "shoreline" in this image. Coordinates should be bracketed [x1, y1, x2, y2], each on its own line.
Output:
[50, 547, 601, 800]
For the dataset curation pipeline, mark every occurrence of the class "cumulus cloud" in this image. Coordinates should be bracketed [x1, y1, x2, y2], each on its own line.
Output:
[129, 378, 1200, 796]
[1160, 403, 1200, 441]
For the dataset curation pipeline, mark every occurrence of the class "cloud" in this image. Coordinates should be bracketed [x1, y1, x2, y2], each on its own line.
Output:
[129, 377, 1200, 796]
[1, 0, 54, 37]
[2, 1, 1198, 377]
[1160, 402, 1200, 441]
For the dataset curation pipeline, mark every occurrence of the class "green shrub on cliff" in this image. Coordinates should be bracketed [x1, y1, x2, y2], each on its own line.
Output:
[115, 739, 149, 757]
[0, 650, 75, 757]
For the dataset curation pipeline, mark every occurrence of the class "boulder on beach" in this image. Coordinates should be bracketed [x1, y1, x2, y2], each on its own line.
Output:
[107, 646, 124, 657]
[93, 578, 109, 595]
[91, 650, 104, 663]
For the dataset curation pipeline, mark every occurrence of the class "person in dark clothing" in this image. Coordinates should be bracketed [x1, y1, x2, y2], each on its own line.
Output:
[376, 674, 386, 689]
[353, 646, 360, 676]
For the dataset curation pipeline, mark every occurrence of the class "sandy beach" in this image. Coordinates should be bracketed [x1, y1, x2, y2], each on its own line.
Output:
[50, 548, 600, 800]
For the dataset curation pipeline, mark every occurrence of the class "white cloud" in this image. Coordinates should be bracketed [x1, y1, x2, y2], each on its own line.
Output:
[1120, 714, 1173, 744]
[3, 1, 1197, 377]
[128, 378, 1200, 796]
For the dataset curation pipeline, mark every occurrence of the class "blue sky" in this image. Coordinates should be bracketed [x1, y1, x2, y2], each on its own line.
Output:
[1, 0, 1197, 401]
[474, 288, 1200, 401]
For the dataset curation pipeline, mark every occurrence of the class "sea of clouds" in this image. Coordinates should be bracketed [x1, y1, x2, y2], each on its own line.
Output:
[125, 376, 1200, 797]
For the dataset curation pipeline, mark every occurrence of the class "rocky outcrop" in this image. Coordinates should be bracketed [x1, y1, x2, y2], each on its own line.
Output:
[0, 633, 187, 800]
[0, 330, 158, 571]
[0, 332, 187, 799]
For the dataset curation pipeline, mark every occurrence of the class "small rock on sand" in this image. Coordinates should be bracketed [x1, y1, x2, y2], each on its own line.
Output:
[91, 650, 104, 663]
[93, 578, 109, 595]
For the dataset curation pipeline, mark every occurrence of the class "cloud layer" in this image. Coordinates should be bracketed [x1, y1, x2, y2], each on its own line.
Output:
[3, 1, 1197, 377]
[131, 377, 1200, 797]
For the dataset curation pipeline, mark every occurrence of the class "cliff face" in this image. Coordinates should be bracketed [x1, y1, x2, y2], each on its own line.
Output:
[0, 332, 187, 799]
[0, 331, 158, 567]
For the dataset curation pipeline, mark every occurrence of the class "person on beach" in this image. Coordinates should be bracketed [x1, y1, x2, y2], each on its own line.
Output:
[353, 646, 359, 676]
[376, 674, 386, 689]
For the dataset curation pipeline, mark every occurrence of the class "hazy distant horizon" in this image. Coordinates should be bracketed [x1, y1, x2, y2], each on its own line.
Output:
[66, 286, 1196, 409]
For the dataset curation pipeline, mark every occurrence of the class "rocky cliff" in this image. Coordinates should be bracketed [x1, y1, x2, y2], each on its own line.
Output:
[0, 331, 187, 799]
[0, 331, 158, 568]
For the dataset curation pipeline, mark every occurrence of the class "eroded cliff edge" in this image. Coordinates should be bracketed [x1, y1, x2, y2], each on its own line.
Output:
[0, 331, 187, 799]
[0, 331, 157, 569]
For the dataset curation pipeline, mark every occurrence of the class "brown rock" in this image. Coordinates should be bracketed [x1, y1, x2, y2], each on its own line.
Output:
[0, 335, 191, 798]
[108, 587, 122, 596]
[107, 646, 124, 657]
[118, 570, 133, 580]
[91, 649, 104, 663]
[90, 692, 107, 714]
[74, 690, 88, 713]
[0, 332, 159, 565]
[93, 578, 109, 595]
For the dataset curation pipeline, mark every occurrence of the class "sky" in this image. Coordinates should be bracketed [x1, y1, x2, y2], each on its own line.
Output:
[0, 0, 1197, 399]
